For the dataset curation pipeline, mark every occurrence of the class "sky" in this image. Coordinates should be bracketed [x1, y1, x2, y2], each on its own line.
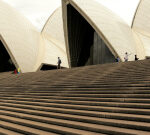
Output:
[2, 0, 140, 31]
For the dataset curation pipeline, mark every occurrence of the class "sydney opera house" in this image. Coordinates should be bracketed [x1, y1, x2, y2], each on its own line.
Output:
[0, 0, 150, 73]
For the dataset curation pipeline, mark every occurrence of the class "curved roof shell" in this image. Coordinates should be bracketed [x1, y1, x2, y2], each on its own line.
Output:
[95, 0, 140, 26]
[2, 0, 61, 31]
[0, 0, 68, 73]
[42, 8, 69, 67]
[62, 0, 142, 64]
[1, 0, 150, 72]
[62, 0, 150, 65]
[132, 0, 150, 57]
[0, 0, 44, 72]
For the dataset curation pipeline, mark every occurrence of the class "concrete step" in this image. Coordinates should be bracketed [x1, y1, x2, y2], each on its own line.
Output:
[1, 110, 150, 132]
[0, 121, 39, 135]
[0, 114, 149, 135]
[0, 60, 150, 134]
[0, 101, 150, 116]
[0, 127, 22, 135]
[2, 89, 150, 94]
[1, 105, 150, 123]
[0, 115, 102, 135]
[21, 86, 150, 91]
[2, 96, 150, 104]
[2, 86, 150, 91]
[1, 93, 150, 99]
[48, 84, 150, 88]
[29, 77, 149, 85]
[2, 89, 150, 95]
[1, 98, 150, 109]
[2, 94, 150, 105]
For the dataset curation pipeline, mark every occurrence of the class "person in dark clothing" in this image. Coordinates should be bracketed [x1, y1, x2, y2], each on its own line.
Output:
[115, 56, 120, 62]
[57, 57, 62, 69]
[135, 55, 139, 61]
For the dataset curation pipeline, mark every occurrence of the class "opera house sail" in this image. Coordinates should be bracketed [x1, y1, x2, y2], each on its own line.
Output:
[0, 0, 68, 73]
[1, 0, 150, 72]
[62, 0, 150, 67]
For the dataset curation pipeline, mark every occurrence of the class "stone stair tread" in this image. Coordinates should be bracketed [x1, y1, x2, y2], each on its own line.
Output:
[0, 121, 40, 135]
[1, 99, 150, 110]
[2, 95, 150, 104]
[2, 93, 150, 97]
[0, 115, 148, 135]
[1, 101, 150, 116]
[0, 60, 150, 134]
[0, 128, 21, 135]
[5, 99, 150, 109]
[0, 89, 149, 92]
[0, 115, 102, 135]
[5, 86, 150, 90]
[3, 96, 150, 102]
[2, 88, 150, 92]
[1, 109, 150, 132]
[1, 89, 150, 94]
[0, 105, 150, 123]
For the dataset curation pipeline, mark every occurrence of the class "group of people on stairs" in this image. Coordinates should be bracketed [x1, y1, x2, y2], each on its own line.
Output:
[14, 67, 20, 74]
[116, 52, 139, 62]
[12, 53, 140, 74]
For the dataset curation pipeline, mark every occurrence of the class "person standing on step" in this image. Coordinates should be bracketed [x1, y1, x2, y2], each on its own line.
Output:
[57, 57, 62, 69]
[14, 69, 17, 74]
[115, 56, 120, 62]
[124, 52, 131, 62]
[135, 55, 139, 61]
[17, 67, 20, 74]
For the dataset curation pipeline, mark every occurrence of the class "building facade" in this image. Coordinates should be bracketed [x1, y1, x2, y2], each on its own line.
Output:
[0, 0, 150, 72]
[62, 0, 150, 67]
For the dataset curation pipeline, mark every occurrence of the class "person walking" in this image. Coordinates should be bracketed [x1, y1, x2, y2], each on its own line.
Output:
[57, 57, 62, 69]
[124, 52, 131, 62]
[135, 55, 139, 61]
[115, 56, 120, 62]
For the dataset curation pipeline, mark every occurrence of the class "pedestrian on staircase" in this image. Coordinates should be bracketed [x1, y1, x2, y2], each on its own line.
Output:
[124, 52, 131, 62]
[115, 56, 120, 62]
[17, 67, 20, 74]
[14, 69, 17, 74]
[135, 55, 139, 61]
[57, 57, 62, 69]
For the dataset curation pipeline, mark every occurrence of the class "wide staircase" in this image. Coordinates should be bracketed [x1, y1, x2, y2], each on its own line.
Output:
[0, 60, 150, 135]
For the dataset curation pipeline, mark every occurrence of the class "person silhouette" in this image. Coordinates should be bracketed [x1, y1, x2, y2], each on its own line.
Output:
[115, 56, 120, 62]
[57, 57, 62, 69]
[135, 55, 139, 61]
